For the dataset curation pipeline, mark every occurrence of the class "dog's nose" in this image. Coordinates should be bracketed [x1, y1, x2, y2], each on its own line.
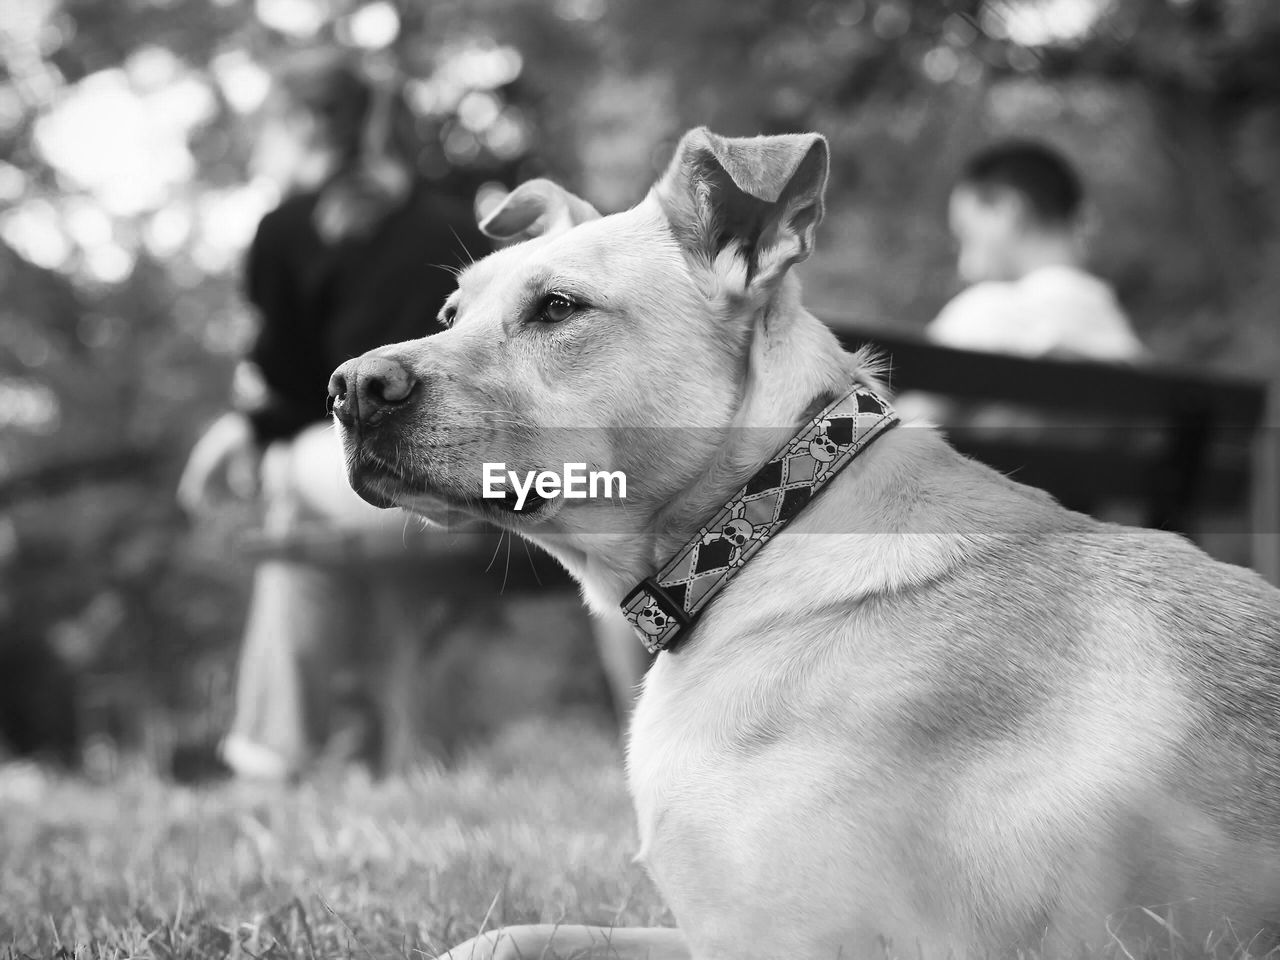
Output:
[328, 356, 417, 426]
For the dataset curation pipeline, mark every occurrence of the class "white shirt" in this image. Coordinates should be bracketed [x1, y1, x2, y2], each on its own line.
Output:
[927, 265, 1145, 362]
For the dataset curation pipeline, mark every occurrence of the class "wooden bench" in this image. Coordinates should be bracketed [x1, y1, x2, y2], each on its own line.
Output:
[832, 325, 1278, 584]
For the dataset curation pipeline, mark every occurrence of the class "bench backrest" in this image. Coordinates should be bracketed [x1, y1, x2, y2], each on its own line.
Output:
[833, 325, 1270, 529]
[834, 326, 1265, 422]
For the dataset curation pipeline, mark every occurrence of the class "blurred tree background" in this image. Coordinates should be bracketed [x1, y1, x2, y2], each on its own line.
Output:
[1, 0, 1277, 766]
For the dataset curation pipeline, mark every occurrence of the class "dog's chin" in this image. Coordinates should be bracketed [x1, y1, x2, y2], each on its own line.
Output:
[345, 449, 562, 526]
[395, 487, 563, 530]
[342, 447, 423, 510]
[345, 462, 406, 510]
[475, 489, 562, 525]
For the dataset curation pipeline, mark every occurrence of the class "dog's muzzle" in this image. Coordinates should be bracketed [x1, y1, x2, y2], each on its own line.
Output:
[328, 355, 418, 432]
[328, 355, 421, 508]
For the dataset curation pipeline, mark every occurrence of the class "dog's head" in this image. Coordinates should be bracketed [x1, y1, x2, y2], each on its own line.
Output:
[329, 127, 830, 539]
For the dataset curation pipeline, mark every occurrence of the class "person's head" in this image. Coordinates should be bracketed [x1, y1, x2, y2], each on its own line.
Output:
[251, 50, 413, 241]
[948, 139, 1084, 283]
[252, 50, 374, 189]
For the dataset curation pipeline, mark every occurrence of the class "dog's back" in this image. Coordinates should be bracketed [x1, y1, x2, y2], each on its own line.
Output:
[630, 431, 1280, 959]
[885, 520, 1280, 955]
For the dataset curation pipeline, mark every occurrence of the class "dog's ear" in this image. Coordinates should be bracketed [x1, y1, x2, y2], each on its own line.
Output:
[655, 127, 828, 298]
[478, 178, 601, 243]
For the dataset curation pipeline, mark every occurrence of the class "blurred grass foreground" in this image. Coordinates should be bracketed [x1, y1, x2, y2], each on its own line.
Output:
[0, 718, 665, 958]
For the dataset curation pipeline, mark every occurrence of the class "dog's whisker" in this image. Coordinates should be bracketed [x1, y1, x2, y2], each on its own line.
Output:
[428, 261, 464, 279]
[519, 538, 544, 588]
[501, 529, 511, 594]
[483, 529, 505, 574]
[448, 225, 477, 267]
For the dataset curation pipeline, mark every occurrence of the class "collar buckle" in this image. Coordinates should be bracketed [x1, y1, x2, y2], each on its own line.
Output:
[622, 577, 693, 653]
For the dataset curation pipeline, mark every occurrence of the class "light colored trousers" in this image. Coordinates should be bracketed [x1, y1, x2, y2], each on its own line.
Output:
[222, 424, 646, 779]
[223, 423, 484, 777]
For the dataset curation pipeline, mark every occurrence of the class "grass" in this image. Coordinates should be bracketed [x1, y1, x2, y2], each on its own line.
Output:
[11, 715, 1271, 960]
[0, 718, 670, 959]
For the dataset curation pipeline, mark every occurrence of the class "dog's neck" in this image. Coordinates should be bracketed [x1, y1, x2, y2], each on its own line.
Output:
[551, 287, 859, 615]
[654, 291, 855, 551]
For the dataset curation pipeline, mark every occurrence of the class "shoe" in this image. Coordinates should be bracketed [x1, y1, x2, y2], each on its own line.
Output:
[219, 735, 293, 782]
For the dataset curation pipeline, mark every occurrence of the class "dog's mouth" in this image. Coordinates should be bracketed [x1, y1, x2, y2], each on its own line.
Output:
[345, 449, 409, 509]
[346, 447, 554, 520]
[483, 488, 551, 515]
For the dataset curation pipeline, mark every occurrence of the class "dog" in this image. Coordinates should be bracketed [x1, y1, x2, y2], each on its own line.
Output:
[328, 128, 1280, 959]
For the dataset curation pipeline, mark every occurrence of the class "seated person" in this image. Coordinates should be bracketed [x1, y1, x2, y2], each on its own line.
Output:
[902, 140, 1150, 520]
[928, 139, 1145, 362]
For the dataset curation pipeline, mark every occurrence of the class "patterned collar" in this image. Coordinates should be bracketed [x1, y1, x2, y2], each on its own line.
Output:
[620, 383, 899, 653]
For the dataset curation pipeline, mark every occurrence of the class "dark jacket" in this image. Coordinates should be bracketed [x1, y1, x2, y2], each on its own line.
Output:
[240, 183, 489, 444]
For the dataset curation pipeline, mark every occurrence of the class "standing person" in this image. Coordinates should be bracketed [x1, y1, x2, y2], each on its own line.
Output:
[178, 51, 491, 780]
[927, 139, 1146, 361]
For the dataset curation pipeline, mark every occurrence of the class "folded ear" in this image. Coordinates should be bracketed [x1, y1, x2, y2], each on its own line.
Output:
[655, 127, 828, 299]
[478, 178, 601, 243]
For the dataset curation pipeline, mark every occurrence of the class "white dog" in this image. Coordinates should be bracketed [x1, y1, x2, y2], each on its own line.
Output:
[329, 128, 1280, 959]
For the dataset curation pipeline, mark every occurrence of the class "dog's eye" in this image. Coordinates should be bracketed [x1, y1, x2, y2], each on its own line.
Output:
[438, 304, 457, 329]
[536, 293, 576, 324]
